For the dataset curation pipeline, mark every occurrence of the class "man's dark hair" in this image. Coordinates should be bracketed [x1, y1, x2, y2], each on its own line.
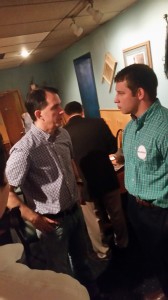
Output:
[42, 86, 59, 94]
[64, 101, 83, 115]
[26, 89, 47, 121]
[114, 64, 158, 100]
[26, 87, 60, 121]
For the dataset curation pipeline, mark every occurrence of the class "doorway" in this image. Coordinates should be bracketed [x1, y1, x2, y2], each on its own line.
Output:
[73, 52, 100, 118]
[0, 90, 25, 146]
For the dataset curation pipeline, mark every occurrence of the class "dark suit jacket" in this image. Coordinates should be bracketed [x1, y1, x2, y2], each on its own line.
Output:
[64, 116, 119, 198]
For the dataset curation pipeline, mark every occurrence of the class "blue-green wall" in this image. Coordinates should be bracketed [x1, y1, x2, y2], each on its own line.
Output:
[0, 0, 167, 109]
[0, 61, 52, 101]
[50, 0, 168, 108]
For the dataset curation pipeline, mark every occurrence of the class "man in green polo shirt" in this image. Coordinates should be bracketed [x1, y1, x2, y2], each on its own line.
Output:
[114, 64, 168, 300]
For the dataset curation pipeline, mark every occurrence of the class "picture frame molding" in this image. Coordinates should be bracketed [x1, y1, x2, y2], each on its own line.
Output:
[123, 41, 152, 68]
[102, 52, 117, 92]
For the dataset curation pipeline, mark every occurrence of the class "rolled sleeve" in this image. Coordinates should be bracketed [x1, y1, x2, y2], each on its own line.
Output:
[6, 146, 29, 187]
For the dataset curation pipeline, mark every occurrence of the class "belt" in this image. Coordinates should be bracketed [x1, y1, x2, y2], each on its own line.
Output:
[43, 203, 78, 219]
[136, 197, 155, 208]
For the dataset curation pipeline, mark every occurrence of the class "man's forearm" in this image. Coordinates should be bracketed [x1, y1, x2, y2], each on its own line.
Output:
[7, 189, 37, 223]
[7, 188, 59, 232]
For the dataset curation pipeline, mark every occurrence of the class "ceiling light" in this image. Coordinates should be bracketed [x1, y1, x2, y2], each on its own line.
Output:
[70, 19, 83, 37]
[87, 2, 103, 24]
[21, 48, 30, 58]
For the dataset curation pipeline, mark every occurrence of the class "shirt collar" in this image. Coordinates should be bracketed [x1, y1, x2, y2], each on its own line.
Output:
[132, 98, 160, 129]
[31, 123, 60, 142]
[69, 113, 82, 120]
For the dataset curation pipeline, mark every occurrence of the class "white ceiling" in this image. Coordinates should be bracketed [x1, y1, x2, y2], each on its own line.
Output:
[0, 0, 137, 70]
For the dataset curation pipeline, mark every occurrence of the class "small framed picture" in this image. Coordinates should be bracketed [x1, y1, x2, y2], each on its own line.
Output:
[102, 52, 117, 92]
[123, 41, 152, 68]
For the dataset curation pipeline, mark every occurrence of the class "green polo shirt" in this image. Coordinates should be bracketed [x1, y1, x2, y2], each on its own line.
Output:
[123, 99, 168, 208]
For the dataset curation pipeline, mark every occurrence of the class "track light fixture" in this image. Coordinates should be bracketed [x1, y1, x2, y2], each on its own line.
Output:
[69, 2, 103, 37]
[87, 1, 103, 24]
[70, 19, 83, 37]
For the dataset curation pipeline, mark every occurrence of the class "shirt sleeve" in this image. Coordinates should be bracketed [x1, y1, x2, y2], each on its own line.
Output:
[158, 132, 168, 162]
[6, 145, 30, 187]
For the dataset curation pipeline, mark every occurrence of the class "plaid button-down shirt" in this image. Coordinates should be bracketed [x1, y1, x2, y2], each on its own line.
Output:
[6, 124, 78, 214]
[123, 99, 168, 208]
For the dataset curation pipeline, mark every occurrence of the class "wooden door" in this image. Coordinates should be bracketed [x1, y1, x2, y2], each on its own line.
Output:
[0, 90, 25, 146]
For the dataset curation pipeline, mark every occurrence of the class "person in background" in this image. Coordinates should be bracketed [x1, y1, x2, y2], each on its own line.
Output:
[64, 101, 128, 252]
[5, 88, 106, 300]
[21, 112, 33, 133]
[0, 134, 14, 246]
[114, 63, 168, 300]
[0, 133, 9, 218]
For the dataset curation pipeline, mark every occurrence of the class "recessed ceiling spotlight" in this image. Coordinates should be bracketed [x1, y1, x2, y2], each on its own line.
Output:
[21, 48, 30, 58]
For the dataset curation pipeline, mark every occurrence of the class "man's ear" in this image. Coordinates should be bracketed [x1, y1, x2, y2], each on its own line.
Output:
[34, 110, 42, 120]
[63, 112, 70, 124]
[137, 87, 145, 100]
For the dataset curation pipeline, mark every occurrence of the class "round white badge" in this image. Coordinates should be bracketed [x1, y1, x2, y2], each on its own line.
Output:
[137, 145, 147, 160]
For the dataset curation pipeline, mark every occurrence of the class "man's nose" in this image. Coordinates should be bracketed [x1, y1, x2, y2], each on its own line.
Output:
[114, 95, 118, 103]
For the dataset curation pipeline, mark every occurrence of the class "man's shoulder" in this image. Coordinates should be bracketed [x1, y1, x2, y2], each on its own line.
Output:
[151, 99, 168, 123]
[84, 117, 104, 122]
[125, 118, 133, 127]
[10, 130, 35, 154]
[64, 116, 82, 128]
[83, 117, 106, 126]
[156, 106, 168, 135]
[59, 126, 70, 135]
[149, 102, 168, 130]
[160, 105, 168, 119]
[58, 127, 72, 141]
[64, 117, 107, 133]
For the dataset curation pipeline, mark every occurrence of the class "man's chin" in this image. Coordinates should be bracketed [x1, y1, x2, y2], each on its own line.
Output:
[120, 109, 129, 114]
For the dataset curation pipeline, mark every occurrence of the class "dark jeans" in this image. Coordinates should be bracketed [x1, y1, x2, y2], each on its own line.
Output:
[128, 194, 168, 296]
[36, 205, 95, 283]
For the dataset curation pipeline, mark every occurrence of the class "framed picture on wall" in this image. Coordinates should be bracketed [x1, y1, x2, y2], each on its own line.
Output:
[102, 52, 117, 92]
[123, 41, 152, 68]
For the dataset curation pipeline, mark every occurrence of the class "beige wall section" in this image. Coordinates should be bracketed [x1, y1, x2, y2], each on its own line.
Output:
[100, 109, 131, 147]
[13, 90, 26, 114]
[100, 109, 131, 136]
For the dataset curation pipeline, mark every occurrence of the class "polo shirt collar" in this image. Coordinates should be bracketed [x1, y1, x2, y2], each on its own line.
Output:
[131, 98, 160, 130]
